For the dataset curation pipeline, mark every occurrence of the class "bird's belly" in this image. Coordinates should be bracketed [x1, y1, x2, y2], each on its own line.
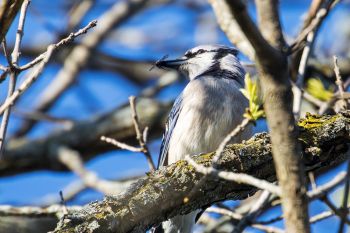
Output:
[167, 99, 250, 164]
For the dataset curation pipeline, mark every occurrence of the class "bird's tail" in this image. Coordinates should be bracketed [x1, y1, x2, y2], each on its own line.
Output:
[151, 211, 197, 233]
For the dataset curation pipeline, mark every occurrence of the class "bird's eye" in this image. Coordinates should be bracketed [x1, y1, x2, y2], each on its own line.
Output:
[185, 51, 194, 58]
[196, 49, 205, 54]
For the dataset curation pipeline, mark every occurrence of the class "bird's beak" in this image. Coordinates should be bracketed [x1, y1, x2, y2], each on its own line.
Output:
[155, 57, 187, 70]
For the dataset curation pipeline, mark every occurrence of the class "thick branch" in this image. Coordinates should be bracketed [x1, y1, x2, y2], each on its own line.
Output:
[53, 111, 350, 233]
[0, 0, 24, 42]
[255, 0, 286, 50]
[221, 1, 310, 232]
[208, 0, 255, 60]
[0, 98, 171, 177]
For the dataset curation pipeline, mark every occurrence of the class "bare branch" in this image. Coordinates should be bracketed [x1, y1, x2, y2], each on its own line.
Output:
[212, 117, 251, 165]
[289, 0, 337, 53]
[338, 157, 350, 232]
[0, 64, 6, 71]
[0, 20, 97, 116]
[1, 98, 170, 177]
[208, 0, 255, 60]
[0, 45, 55, 115]
[333, 56, 348, 111]
[129, 96, 156, 171]
[41, 175, 143, 206]
[292, 1, 340, 119]
[255, 0, 287, 50]
[219, 1, 310, 232]
[206, 207, 284, 233]
[0, 0, 24, 42]
[67, 0, 95, 31]
[100, 136, 142, 153]
[18, 20, 97, 71]
[185, 155, 281, 196]
[1, 38, 12, 67]
[233, 190, 273, 233]
[321, 197, 350, 225]
[57, 146, 125, 195]
[0, 204, 82, 218]
[17, 0, 153, 137]
[51, 111, 350, 232]
[307, 172, 346, 200]
[0, 0, 30, 154]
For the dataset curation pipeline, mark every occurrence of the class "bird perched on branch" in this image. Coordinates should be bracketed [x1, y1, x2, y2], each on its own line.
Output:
[153, 45, 253, 233]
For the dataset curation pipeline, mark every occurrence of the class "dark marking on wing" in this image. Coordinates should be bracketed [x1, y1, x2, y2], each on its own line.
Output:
[157, 95, 183, 168]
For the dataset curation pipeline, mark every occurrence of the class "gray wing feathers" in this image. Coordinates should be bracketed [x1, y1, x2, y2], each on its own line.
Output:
[157, 95, 183, 168]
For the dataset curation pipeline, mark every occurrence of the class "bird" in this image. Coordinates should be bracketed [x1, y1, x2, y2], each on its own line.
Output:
[153, 44, 253, 233]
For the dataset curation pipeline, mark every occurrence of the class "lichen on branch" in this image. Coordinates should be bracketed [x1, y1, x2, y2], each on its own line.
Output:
[54, 111, 350, 233]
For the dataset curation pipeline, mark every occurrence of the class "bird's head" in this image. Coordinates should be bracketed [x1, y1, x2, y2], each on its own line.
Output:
[156, 44, 245, 81]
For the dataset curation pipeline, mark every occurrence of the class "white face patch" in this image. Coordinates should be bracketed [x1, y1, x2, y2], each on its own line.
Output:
[179, 45, 242, 80]
[180, 52, 216, 80]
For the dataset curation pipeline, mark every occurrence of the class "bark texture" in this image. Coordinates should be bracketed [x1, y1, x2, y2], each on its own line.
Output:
[224, 1, 310, 232]
[0, 0, 24, 42]
[53, 111, 350, 233]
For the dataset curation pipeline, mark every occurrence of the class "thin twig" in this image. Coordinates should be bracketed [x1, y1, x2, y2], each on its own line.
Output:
[307, 172, 347, 200]
[206, 207, 284, 233]
[338, 156, 350, 233]
[57, 146, 122, 195]
[41, 174, 142, 206]
[310, 205, 350, 224]
[333, 56, 348, 111]
[0, 73, 16, 154]
[59, 191, 68, 216]
[19, 20, 97, 71]
[233, 190, 272, 233]
[11, 0, 30, 65]
[185, 155, 282, 196]
[212, 117, 251, 166]
[310, 209, 335, 224]
[1, 39, 12, 67]
[186, 116, 251, 202]
[0, 204, 82, 218]
[129, 96, 156, 171]
[321, 196, 350, 225]
[0, 0, 30, 154]
[292, 26, 316, 119]
[292, 0, 338, 119]
[308, 172, 317, 190]
[0, 45, 55, 115]
[303, 89, 325, 107]
[0, 64, 6, 71]
[289, 0, 337, 53]
[100, 135, 142, 153]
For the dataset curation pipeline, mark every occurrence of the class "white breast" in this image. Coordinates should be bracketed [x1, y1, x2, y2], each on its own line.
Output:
[167, 77, 252, 164]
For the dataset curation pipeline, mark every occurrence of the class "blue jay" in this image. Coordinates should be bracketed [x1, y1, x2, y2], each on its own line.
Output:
[153, 45, 253, 233]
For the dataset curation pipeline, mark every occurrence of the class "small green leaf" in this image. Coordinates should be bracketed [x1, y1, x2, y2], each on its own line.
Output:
[240, 73, 265, 121]
[306, 78, 334, 101]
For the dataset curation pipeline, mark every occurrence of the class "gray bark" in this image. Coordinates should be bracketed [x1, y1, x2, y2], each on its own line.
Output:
[53, 111, 350, 233]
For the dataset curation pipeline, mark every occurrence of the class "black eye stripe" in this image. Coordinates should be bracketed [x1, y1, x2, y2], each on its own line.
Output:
[185, 49, 210, 57]
[184, 48, 238, 58]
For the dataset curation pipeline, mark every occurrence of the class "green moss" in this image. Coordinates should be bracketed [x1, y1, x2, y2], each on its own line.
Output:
[298, 112, 345, 146]
[95, 212, 106, 220]
[298, 112, 338, 129]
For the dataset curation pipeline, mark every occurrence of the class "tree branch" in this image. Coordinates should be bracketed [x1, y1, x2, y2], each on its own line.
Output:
[14, 0, 155, 137]
[255, 0, 287, 50]
[0, 0, 24, 42]
[52, 111, 350, 233]
[0, 0, 30, 154]
[218, 1, 310, 232]
[0, 98, 171, 177]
